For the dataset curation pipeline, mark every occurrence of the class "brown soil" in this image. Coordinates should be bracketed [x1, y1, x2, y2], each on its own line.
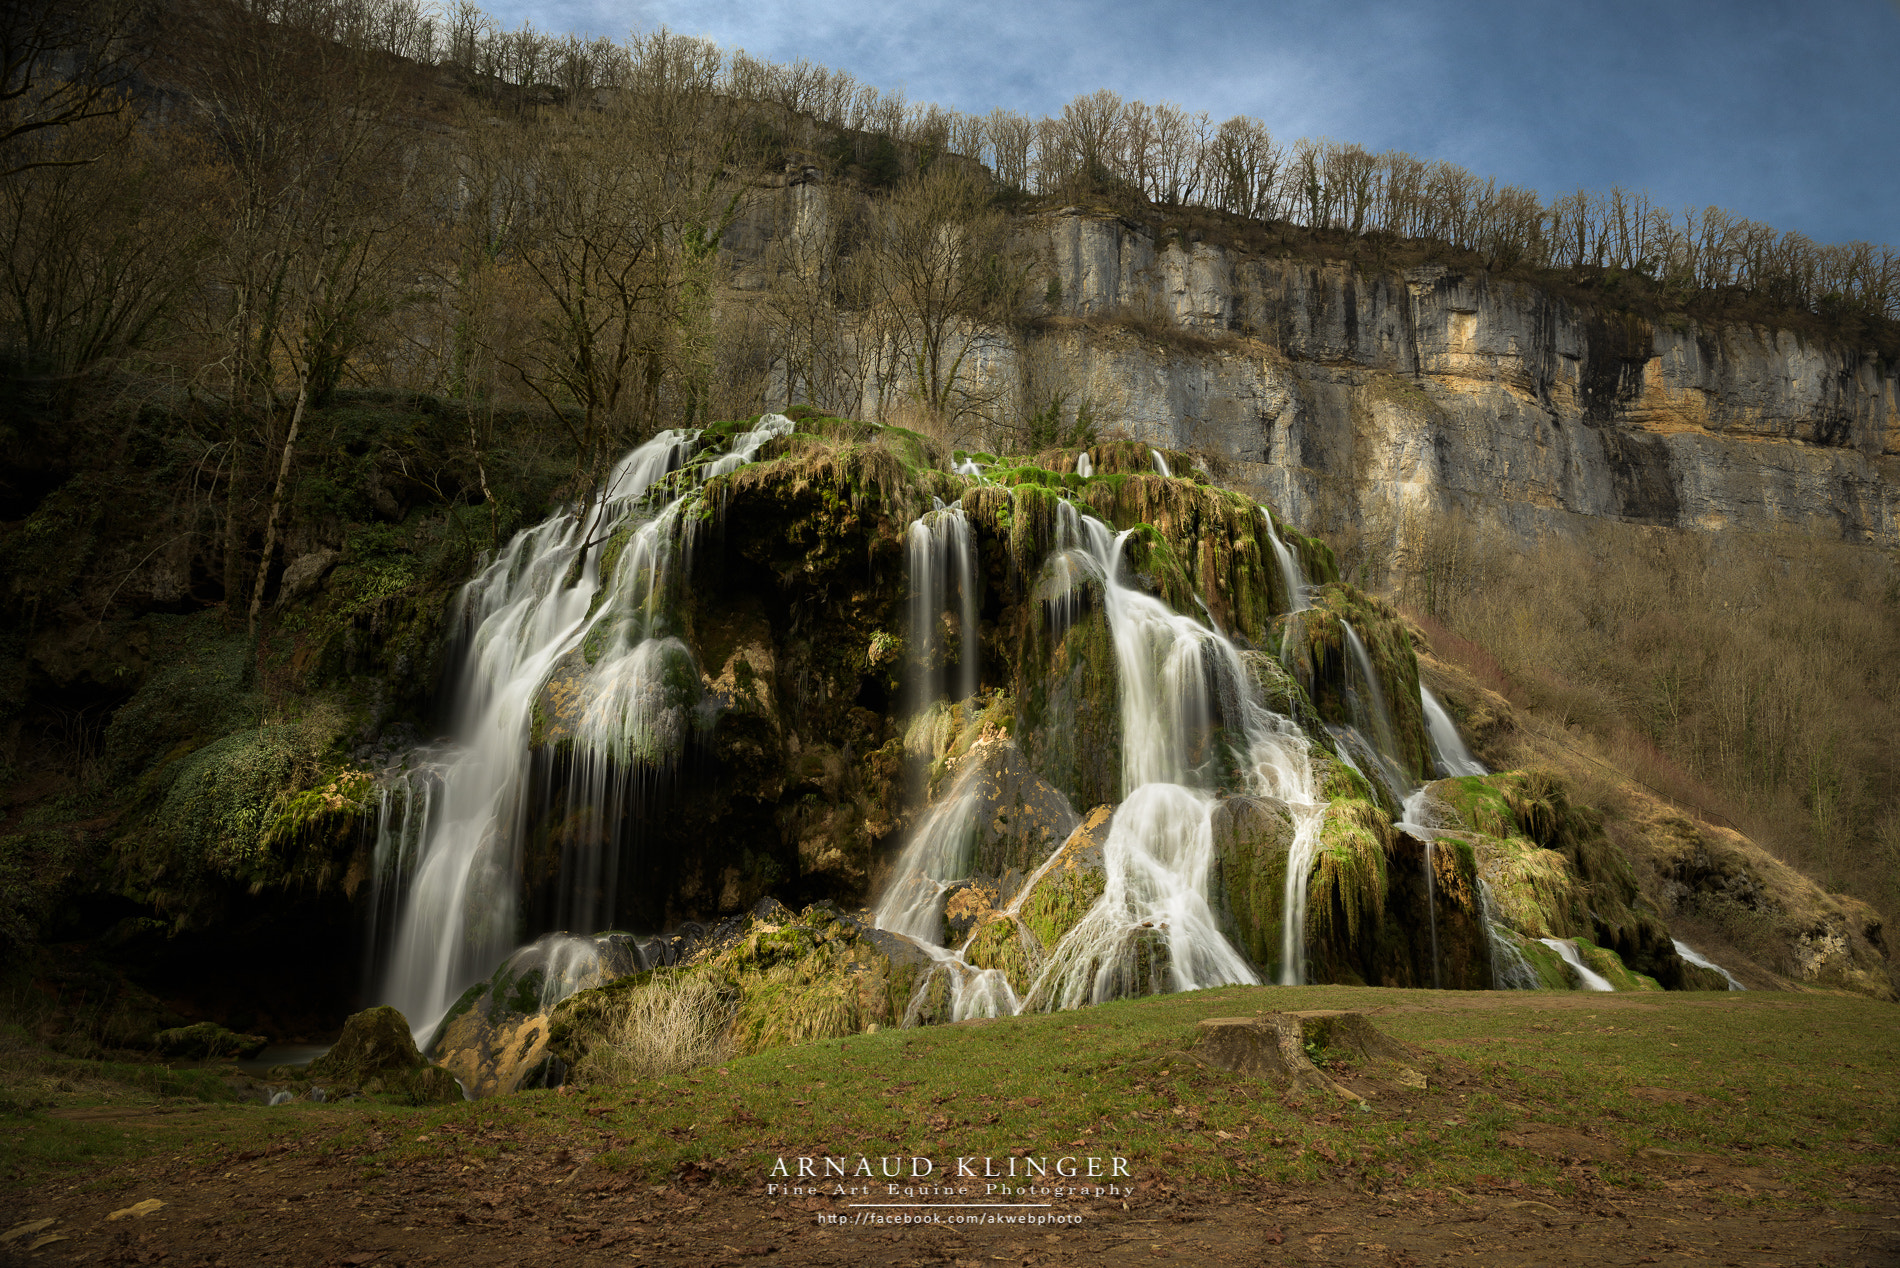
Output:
[3, 1118, 1895, 1267]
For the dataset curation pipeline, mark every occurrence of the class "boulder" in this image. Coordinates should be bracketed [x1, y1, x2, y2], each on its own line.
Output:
[1016, 805, 1112, 953]
[427, 932, 646, 1097]
[275, 549, 338, 605]
[307, 1006, 461, 1103]
[151, 1022, 268, 1060]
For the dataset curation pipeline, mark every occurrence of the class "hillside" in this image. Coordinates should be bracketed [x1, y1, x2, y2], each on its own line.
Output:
[1, 0, 1896, 1069]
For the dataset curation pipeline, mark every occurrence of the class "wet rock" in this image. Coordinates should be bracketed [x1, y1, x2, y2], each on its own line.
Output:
[307, 1006, 460, 1103]
[1210, 795, 1296, 973]
[427, 933, 646, 1097]
[1016, 805, 1113, 952]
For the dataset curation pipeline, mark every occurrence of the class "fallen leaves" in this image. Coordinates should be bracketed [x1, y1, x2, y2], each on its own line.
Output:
[0, 1219, 56, 1244]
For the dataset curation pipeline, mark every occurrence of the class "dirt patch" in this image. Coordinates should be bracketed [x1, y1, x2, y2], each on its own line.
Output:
[2, 1142, 1896, 1267]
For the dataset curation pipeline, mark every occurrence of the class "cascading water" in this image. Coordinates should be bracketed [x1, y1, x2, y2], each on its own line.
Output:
[1075, 451, 1093, 478]
[1423, 687, 1487, 777]
[906, 501, 979, 713]
[1672, 938, 1745, 990]
[1150, 449, 1172, 478]
[1332, 621, 1412, 810]
[872, 762, 985, 943]
[1259, 507, 1308, 611]
[1540, 937, 1616, 991]
[878, 502, 1328, 1013]
[1481, 879, 1540, 989]
[369, 416, 793, 1036]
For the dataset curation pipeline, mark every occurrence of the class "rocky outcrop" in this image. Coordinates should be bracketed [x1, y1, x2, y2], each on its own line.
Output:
[1010, 215, 1898, 552]
[307, 1006, 462, 1103]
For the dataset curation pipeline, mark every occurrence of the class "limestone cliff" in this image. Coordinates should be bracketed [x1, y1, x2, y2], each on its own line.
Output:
[1020, 213, 1899, 551]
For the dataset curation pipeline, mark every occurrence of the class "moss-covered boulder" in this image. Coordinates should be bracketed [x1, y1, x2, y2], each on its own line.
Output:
[1210, 795, 1296, 975]
[547, 904, 931, 1078]
[1573, 937, 1664, 991]
[1422, 770, 1696, 989]
[151, 1021, 268, 1060]
[1275, 584, 1432, 805]
[1016, 805, 1113, 952]
[963, 915, 1037, 996]
[308, 1006, 462, 1102]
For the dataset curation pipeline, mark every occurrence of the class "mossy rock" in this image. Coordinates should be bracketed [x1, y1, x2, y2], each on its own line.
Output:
[1274, 584, 1431, 796]
[1573, 937, 1664, 991]
[1210, 795, 1296, 976]
[1427, 772, 1685, 986]
[1302, 798, 1390, 984]
[964, 916, 1036, 996]
[308, 1006, 462, 1103]
[1500, 929, 1576, 989]
[426, 933, 647, 1096]
[549, 905, 930, 1072]
[151, 1022, 268, 1060]
[1017, 806, 1112, 951]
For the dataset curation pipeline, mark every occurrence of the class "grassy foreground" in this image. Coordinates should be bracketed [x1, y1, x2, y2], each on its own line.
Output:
[3, 986, 1896, 1213]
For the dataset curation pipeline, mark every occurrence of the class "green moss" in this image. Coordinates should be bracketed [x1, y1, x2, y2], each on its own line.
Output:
[1507, 930, 1577, 989]
[1306, 800, 1390, 960]
[1573, 937, 1664, 992]
[121, 697, 361, 924]
[1211, 796, 1293, 973]
[964, 917, 1035, 995]
[1020, 856, 1106, 951]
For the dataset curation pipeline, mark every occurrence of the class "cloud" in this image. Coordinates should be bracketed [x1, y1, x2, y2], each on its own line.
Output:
[485, 0, 1900, 243]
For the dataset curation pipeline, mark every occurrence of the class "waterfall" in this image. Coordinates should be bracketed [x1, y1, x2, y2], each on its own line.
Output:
[1423, 687, 1487, 777]
[1540, 937, 1616, 991]
[954, 456, 984, 479]
[1076, 451, 1093, 478]
[369, 416, 791, 1036]
[906, 502, 979, 712]
[1258, 507, 1308, 612]
[1150, 449, 1172, 478]
[1672, 938, 1745, 990]
[1333, 621, 1412, 809]
[1395, 787, 1442, 989]
[879, 502, 1328, 1014]
[706, 413, 794, 478]
[871, 763, 985, 943]
[1480, 879, 1539, 989]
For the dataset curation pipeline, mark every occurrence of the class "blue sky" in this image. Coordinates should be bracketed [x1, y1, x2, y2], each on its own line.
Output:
[488, 0, 1900, 246]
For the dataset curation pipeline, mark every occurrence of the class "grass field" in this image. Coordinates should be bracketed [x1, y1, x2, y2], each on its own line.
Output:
[4, 986, 1896, 1207]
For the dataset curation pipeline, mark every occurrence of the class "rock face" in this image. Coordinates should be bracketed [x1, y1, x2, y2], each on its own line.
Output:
[426, 933, 647, 1097]
[307, 1006, 462, 1103]
[952, 215, 1900, 553]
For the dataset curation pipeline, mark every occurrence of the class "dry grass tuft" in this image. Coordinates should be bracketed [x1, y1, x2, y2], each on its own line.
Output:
[575, 974, 738, 1084]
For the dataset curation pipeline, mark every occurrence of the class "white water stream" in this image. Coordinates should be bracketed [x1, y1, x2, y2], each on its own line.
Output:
[878, 501, 1329, 1013]
[1258, 507, 1308, 612]
[1672, 938, 1745, 990]
[368, 416, 793, 1036]
[907, 501, 978, 713]
[1423, 687, 1487, 777]
[1540, 937, 1616, 991]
